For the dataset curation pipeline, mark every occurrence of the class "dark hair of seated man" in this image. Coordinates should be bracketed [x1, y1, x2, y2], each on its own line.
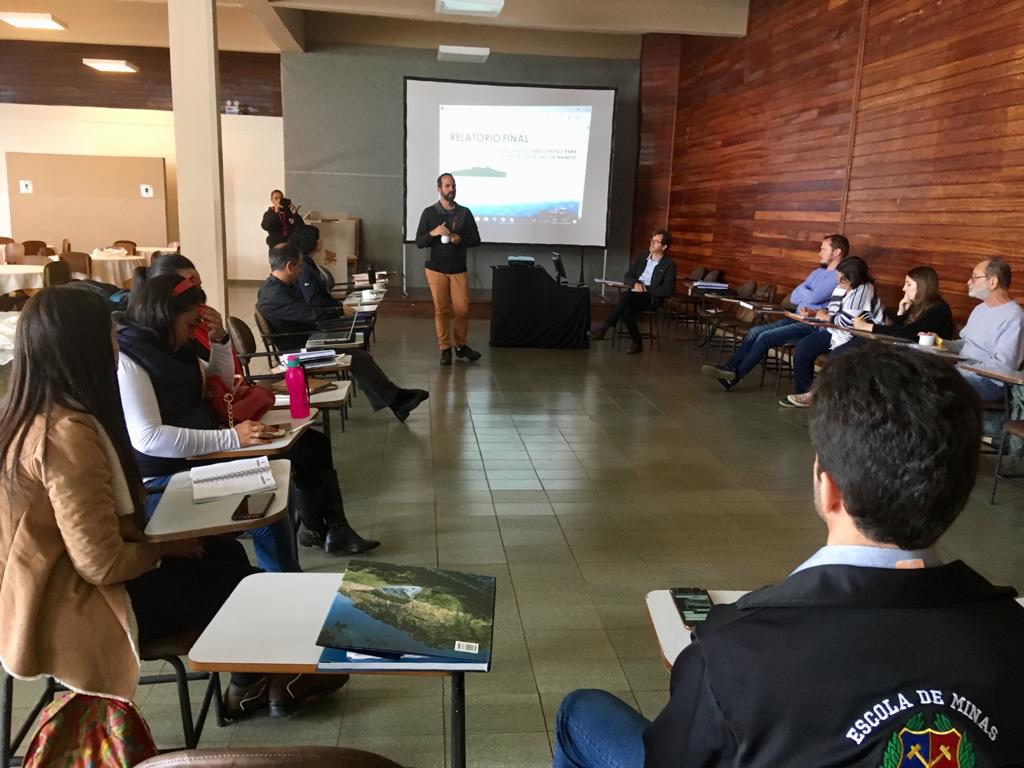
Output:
[809, 344, 980, 549]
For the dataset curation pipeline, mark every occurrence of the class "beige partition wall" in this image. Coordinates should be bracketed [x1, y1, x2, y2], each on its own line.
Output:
[5, 152, 167, 250]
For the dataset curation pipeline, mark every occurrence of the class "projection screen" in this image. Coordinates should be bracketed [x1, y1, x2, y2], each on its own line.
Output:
[404, 78, 616, 247]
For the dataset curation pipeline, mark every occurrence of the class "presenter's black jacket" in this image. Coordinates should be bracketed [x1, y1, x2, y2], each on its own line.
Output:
[261, 207, 304, 247]
[624, 253, 677, 306]
[643, 561, 1024, 767]
[415, 201, 481, 274]
[257, 274, 338, 350]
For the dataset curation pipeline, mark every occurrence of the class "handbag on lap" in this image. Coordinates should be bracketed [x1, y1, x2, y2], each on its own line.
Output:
[207, 374, 275, 428]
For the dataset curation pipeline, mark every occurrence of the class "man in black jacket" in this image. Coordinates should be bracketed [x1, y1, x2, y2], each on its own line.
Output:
[414, 173, 482, 366]
[552, 346, 1024, 767]
[256, 243, 429, 423]
[591, 230, 677, 353]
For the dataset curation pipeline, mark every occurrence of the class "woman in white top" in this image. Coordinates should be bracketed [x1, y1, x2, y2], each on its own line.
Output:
[116, 274, 379, 572]
[784, 257, 884, 407]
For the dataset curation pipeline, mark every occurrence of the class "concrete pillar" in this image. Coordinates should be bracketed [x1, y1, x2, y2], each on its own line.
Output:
[167, 0, 228, 310]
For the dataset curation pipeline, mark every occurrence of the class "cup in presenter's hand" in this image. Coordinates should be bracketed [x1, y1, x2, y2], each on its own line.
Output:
[440, 234, 450, 244]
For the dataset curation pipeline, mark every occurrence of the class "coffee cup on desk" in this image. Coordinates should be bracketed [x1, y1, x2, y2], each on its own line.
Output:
[373, 281, 386, 291]
[917, 333, 936, 347]
[440, 234, 450, 244]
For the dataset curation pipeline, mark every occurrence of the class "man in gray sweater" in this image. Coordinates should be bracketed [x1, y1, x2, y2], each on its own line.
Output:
[941, 257, 1024, 401]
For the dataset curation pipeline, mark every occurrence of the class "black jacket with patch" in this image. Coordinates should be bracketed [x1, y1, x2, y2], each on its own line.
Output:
[644, 561, 1024, 767]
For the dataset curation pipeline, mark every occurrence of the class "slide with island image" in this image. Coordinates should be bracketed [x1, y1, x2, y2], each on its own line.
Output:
[439, 104, 592, 226]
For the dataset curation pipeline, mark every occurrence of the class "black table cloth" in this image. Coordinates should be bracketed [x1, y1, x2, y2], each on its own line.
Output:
[489, 265, 590, 349]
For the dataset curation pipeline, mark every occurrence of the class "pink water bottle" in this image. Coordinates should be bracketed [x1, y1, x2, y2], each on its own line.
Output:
[285, 358, 310, 419]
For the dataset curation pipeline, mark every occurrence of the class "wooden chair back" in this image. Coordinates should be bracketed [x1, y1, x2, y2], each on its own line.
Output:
[43, 260, 71, 287]
[704, 269, 722, 283]
[112, 240, 137, 255]
[753, 283, 777, 303]
[0, 237, 13, 246]
[21, 240, 47, 255]
[4, 243, 26, 264]
[735, 280, 757, 299]
[61, 238, 71, 253]
[135, 747, 404, 768]
[227, 316, 259, 376]
[685, 266, 707, 281]
[61, 251, 92, 278]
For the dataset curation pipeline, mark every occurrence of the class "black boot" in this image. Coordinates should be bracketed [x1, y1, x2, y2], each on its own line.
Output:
[320, 470, 380, 555]
[290, 482, 327, 549]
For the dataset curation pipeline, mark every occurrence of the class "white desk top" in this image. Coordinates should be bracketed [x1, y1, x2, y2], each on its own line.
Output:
[646, 589, 1024, 670]
[271, 382, 351, 410]
[190, 572, 490, 675]
[190, 409, 317, 460]
[145, 459, 291, 542]
[646, 590, 745, 669]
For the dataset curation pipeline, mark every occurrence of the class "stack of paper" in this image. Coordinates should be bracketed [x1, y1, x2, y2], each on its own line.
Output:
[190, 456, 277, 502]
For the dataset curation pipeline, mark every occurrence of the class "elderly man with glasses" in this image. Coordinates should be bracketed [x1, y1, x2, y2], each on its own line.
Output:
[935, 257, 1024, 401]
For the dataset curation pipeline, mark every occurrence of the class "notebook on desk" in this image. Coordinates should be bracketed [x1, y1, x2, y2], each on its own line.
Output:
[189, 456, 277, 502]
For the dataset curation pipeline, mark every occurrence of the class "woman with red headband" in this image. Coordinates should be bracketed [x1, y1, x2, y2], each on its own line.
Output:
[115, 274, 379, 572]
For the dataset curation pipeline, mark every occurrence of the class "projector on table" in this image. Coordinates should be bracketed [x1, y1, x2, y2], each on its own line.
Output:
[507, 256, 535, 266]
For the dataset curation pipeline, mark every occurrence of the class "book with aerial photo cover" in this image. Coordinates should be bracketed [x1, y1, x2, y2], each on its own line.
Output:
[315, 561, 495, 668]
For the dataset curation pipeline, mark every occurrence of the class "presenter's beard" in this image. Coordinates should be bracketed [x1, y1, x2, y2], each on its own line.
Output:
[443, 191, 456, 203]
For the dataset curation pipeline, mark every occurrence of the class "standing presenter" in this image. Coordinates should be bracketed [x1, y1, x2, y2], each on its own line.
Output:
[415, 173, 482, 367]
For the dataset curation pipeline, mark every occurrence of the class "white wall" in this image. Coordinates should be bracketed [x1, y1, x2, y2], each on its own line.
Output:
[0, 103, 282, 280]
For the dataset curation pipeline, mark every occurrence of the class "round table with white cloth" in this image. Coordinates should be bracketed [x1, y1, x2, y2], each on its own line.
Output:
[0, 312, 20, 366]
[89, 249, 151, 287]
[0, 265, 45, 296]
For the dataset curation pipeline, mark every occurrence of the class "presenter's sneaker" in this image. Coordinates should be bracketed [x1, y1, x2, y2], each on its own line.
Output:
[440, 348, 453, 366]
[625, 343, 643, 354]
[391, 388, 430, 423]
[455, 345, 482, 362]
[780, 393, 813, 408]
[269, 673, 350, 718]
[701, 364, 736, 382]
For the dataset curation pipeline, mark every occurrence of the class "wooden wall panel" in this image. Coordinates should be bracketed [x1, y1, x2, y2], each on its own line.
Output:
[630, 35, 681, 257]
[845, 0, 1024, 321]
[662, 0, 862, 300]
[0, 41, 281, 116]
[636, 0, 1024, 323]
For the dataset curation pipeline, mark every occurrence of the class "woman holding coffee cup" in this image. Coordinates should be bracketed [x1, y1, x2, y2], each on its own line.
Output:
[852, 266, 955, 343]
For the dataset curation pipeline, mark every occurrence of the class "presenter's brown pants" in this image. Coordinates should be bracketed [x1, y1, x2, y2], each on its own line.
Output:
[425, 268, 470, 350]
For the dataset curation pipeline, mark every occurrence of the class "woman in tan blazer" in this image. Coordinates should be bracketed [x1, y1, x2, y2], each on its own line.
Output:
[0, 288, 261, 705]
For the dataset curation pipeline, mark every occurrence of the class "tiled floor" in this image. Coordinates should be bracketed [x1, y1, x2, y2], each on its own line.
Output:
[9, 290, 1024, 766]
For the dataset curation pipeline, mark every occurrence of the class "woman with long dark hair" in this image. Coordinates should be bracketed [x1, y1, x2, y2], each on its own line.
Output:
[116, 274, 378, 565]
[783, 256, 885, 407]
[0, 287, 261, 706]
[852, 265, 955, 341]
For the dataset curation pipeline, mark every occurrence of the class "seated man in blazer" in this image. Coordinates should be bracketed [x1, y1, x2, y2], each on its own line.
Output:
[591, 229, 677, 353]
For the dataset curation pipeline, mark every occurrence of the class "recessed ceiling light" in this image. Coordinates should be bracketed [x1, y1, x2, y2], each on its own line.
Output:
[0, 12, 66, 30]
[82, 58, 138, 73]
[435, 0, 504, 17]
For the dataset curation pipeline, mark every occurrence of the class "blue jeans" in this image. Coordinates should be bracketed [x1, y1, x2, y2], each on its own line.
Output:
[792, 328, 833, 394]
[553, 690, 649, 768]
[143, 476, 301, 573]
[724, 319, 815, 383]
[961, 371, 1005, 402]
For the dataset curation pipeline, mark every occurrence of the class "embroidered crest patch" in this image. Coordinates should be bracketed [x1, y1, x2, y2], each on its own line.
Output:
[881, 713, 975, 768]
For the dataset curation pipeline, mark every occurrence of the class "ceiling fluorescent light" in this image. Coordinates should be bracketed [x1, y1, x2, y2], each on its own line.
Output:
[83, 58, 138, 73]
[0, 12, 66, 30]
[435, 0, 503, 17]
[438, 45, 490, 63]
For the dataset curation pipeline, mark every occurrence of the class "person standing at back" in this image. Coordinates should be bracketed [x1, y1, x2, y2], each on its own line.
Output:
[415, 173, 482, 367]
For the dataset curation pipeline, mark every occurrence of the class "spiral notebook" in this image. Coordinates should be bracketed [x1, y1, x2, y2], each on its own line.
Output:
[189, 456, 277, 502]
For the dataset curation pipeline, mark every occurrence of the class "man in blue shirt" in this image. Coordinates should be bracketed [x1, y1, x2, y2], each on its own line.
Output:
[591, 230, 678, 354]
[701, 234, 847, 389]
